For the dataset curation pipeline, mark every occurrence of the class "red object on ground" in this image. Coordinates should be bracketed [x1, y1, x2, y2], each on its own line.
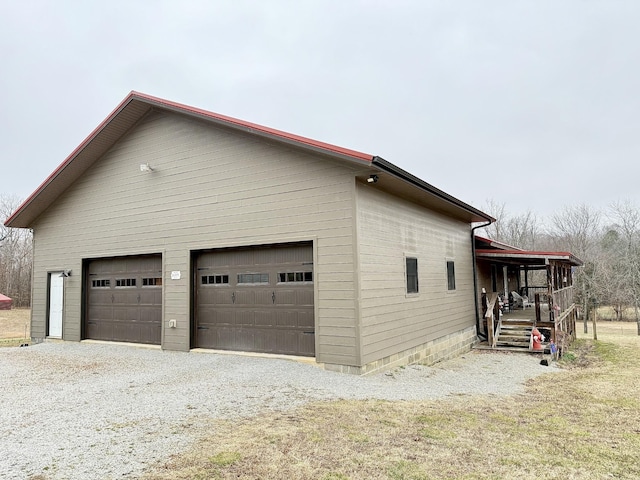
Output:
[531, 327, 544, 351]
[0, 293, 12, 310]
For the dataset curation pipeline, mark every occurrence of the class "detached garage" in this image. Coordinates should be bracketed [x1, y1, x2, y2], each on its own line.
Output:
[5, 92, 493, 374]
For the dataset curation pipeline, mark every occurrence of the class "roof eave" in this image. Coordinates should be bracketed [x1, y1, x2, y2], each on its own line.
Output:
[372, 156, 495, 224]
[476, 250, 583, 267]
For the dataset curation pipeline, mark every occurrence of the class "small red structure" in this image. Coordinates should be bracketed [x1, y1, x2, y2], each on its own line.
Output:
[0, 293, 12, 310]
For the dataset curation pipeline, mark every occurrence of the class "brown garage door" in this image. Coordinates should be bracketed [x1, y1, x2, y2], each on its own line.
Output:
[86, 255, 162, 345]
[195, 243, 314, 356]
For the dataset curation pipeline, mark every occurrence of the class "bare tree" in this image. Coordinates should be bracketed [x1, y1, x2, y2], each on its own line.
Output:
[0, 194, 32, 307]
[480, 199, 539, 249]
[607, 200, 640, 335]
[547, 204, 603, 332]
[548, 204, 602, 260]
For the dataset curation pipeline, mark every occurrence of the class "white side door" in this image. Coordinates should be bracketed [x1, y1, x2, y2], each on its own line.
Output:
[48, 272, 64, 338]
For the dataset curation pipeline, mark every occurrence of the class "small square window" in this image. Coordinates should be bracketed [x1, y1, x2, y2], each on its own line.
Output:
[447, 261, 456, 291]
[406, 257, 418, 294]
[202, 274, 229, 285]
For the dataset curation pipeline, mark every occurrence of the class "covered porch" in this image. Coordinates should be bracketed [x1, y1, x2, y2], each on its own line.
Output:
[474, 236, 583, 355]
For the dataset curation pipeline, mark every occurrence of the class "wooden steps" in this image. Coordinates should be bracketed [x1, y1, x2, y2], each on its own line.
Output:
[495, 318, 533, 349]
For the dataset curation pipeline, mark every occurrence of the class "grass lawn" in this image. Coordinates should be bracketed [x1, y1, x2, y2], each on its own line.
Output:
[0, 308, 30, 347]
[146, 321, 640, 480]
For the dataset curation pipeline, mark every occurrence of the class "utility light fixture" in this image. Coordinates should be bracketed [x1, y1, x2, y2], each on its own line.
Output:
[139, 163, 154, 173]
[367, 174, 379, 183]
[59, 270, 72, 278]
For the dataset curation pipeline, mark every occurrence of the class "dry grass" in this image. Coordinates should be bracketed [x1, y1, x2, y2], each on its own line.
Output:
[0, 308, 30, 346]
[147, 322, 640, 480]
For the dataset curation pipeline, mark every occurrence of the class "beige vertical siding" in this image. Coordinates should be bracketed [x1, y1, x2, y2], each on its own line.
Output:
[29, 111, 359, 366]
[356, 182, 476, 366]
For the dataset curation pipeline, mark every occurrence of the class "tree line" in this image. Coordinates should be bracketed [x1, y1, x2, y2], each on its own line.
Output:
[0, 195, 32, 307]
[481, 199, 640, 335]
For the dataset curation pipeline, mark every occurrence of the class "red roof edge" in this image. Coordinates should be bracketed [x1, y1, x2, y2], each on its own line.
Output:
[476, 249, 583, 266]
[5, 91, 375, 227]
[477, 249, 574, 256]
[130, 91, 374, 162]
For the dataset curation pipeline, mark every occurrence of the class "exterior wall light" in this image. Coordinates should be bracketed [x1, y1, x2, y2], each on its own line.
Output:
[367, 175, 379, 183]
[140, 163, 154, 172]
[59, 270, 72, 278]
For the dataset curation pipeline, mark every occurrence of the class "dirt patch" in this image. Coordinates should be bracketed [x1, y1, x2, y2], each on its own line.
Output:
[0, 308, 30, 341]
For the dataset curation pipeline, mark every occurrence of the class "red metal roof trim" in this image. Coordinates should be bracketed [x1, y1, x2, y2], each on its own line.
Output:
[476, 249, 575, 257]
[131, 91, 374, 162]
[476, 249, 583, 266]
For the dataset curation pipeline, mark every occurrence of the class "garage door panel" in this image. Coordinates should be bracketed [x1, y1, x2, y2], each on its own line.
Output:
[199, 308, 233, 326]
[195, 243, 314, 356]
[254, 310, 276, 327]
[298, 333, 315, 356]
[236, 310, 254, 326]
[211, 290, 233, 305]
[113, 293, 137, 305]
[276, 310, 297, 328]
[254, 329, 277, 352]
[85, 321, 103, 339]
[276, 331, 299, 354]
[139, 290, 161, 305]
[214, 327, 234, 347]
[297, 290, 314, 305]
[253, 290, 273, 305]
[86, 255, 162, 345]
[275, 290, 296, 305]
[140, 307, 159, 323]
[234, 329, 255, 351]
[113, 324, 134, 342]
[298, 311, 315, 329]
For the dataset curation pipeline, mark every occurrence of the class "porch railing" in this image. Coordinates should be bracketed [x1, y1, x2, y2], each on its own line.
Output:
[523, 286, 549, 302]
[552, 286, 574, 316]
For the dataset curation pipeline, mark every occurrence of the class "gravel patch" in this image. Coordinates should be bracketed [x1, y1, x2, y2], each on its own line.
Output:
[0, 342, 560, 479]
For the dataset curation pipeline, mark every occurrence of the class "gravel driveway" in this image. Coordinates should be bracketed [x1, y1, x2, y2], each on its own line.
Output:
[0, 342, 559, 479]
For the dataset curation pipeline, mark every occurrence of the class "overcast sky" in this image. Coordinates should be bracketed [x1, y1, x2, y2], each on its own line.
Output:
[1, 0, 638, 222]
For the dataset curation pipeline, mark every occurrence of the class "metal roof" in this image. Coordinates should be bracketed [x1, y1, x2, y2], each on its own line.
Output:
[474, 235, 525, 251]
[476, 249, 583, 267]
[5, 91, 494, 228]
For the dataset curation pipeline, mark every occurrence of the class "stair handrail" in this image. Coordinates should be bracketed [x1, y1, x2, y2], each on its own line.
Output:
[484, 293, 502, 348]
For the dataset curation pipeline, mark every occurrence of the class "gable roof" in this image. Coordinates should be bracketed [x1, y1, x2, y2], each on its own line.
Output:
[5, 91, 494, 228]
[0, 293, 11, 302]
